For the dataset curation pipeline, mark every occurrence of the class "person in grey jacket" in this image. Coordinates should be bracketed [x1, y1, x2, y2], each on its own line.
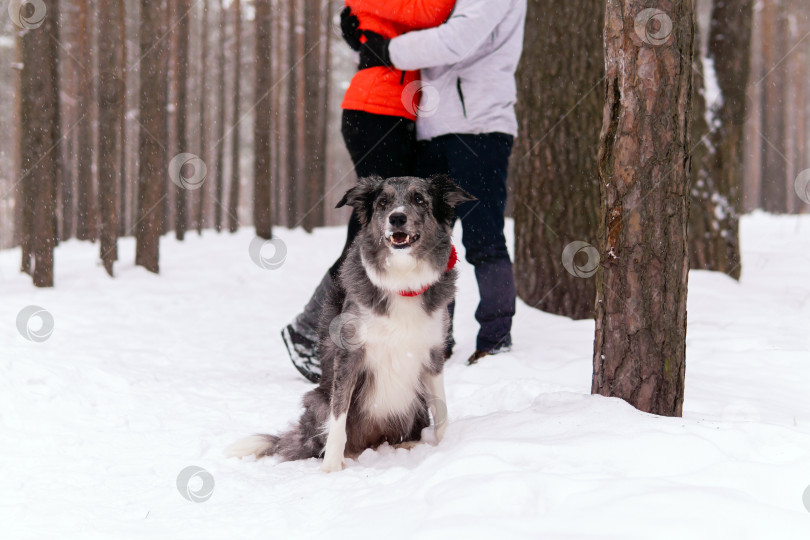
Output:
[358, 0, 527, 363]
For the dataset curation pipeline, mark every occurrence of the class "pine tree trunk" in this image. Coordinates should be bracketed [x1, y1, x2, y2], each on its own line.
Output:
[173, 0, 190, 240]
[214, 0, 227, 232]
[301, 0, 324, 231]
[687, 0, 753, 279]
[197, 0, 209, 235]
[117, 0, 128, 238]
[19, 0, 61, 286]
[97, 0, 123, 276]
[285, 0, 300, 226]
[592, 0, 694, 417]
[759, 0, 789, 213]
[136, 0, 168, 273]
[227, 0, 242, 233]
[253, 0, 273, 239]
[513, 0, 603, 321]
[273, 0, 284, 226]
[76, 0, 97, 241]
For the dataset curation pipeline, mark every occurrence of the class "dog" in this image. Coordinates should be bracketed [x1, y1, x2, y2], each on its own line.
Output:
[227, 175, 475, 472]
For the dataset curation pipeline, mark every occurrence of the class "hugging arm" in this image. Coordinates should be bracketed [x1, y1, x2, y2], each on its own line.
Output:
[387, 0, 516, 70]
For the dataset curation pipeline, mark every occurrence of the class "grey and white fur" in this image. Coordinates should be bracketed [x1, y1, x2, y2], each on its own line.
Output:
[227, 175, 475, 472]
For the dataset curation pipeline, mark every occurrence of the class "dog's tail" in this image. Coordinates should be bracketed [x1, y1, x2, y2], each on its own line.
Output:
[225, 434, 280, 459]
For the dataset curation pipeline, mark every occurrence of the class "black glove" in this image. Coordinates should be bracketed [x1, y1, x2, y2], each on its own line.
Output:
[340, 7, 362, 51]
[359, 30, 393, 70]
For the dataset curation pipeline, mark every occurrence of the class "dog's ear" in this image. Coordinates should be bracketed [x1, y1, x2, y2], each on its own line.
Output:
[336, 175, 384, 225]
[428, 174, 476, 226]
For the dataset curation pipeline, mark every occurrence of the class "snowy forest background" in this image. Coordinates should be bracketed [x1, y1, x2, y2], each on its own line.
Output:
[1, 0, 808, 254]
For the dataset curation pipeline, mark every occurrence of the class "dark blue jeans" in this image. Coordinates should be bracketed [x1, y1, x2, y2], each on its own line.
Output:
[417, 133, 516, 352]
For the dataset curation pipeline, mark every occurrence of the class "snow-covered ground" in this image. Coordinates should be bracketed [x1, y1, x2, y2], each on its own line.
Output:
[1, 213, 809, 539]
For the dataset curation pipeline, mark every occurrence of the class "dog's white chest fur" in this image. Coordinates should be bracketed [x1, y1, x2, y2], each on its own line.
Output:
[359, 295, 444, 420]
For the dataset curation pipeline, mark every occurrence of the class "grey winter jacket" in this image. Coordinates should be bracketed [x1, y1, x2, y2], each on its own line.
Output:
[388, 0, 527, 141]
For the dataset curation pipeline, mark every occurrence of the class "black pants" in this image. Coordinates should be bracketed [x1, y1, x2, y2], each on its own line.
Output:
[417, 133, 516, 351]
[294, 110, 417, 339]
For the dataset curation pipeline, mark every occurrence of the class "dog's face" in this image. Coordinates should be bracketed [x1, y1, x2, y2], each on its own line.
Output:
[336, 175, 475, 291]
[337, 175, 474, 248]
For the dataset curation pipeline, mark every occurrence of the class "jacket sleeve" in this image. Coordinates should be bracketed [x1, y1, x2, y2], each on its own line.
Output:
[347, 0, 454, 29]
[387, 0, 515, 70]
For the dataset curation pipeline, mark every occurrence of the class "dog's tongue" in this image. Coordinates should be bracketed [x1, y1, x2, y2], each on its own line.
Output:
[392, 232, 409, 245]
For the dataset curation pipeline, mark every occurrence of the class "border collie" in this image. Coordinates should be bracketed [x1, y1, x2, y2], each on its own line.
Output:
[227, 175, 474, 472]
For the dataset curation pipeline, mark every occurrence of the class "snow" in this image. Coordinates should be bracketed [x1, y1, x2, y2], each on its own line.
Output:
[2, 213, 810, 539]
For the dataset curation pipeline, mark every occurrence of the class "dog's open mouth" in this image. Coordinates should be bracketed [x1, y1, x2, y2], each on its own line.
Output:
[390, 232, 420, 249]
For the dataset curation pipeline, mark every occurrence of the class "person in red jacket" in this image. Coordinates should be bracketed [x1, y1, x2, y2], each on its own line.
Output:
[281, 0, 455, 383]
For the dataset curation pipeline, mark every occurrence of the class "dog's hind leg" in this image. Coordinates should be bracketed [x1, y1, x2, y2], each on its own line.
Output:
[320, 354, 361, 473]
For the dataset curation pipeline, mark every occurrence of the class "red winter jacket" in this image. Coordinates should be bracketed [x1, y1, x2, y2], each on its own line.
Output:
[340, 0, 455, 121]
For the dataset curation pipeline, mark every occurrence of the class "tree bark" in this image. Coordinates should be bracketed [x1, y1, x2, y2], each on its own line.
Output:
[97, 0, 123, 276]
[173, 0, 191, 240]
[135, 0, 168, 273]
[592, 0, 693, 417]
[117, 0, 129, 239]
[196, 0, 209, 235]
[759, 0, 789, 213]
[214, 0, 227, 232]
[227, 0, 242, 233]
[76, 0, 97, 241]
[513, 0, 604, 320]
[285, 0, 301, 226]
[253, 0, 273, 239]
[301, 0, 325, 231]
[688, 0, 753, 279]
[19, 0, 61, 286]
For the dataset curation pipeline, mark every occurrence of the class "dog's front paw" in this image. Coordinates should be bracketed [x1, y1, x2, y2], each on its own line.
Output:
[320, 456, 346, 473]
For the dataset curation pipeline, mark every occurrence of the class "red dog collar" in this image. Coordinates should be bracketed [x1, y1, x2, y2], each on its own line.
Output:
[399, 245, 458, 297]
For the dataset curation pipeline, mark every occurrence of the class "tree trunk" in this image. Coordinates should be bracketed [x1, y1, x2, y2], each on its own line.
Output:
[513, 0, 603, 320]
[117, 0, 128, 239]
[688, 0, 753, 279]
[214, 0, 227, 232]
[301, 0, 325, 231]
[97, 0, 123, 276]
[285, 0, 300, 226]
[76, 0, 97, 241]
[759, 0, 789, 213]
[197, 0, 209, 235]
[136, 0, 168, 273]
[19, 0, 61, 286]
[227, 0, 242, 233]
[592, 0, 694, 417]
[253, 0, 273, 239]
[173, 0, 191, 240]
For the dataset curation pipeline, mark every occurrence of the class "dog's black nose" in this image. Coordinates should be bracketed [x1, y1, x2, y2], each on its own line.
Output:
[389, 213, 407, 227]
